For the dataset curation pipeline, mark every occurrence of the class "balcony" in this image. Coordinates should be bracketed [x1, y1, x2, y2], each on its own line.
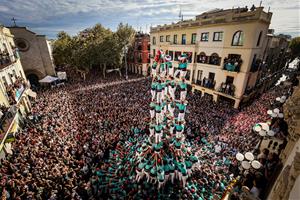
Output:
[0, 83, 28, 150]
[218, 83, 235, 97]
[196, 53, 221, 66]
[0, 55, 17, 70]
[223, 56, 242, 72]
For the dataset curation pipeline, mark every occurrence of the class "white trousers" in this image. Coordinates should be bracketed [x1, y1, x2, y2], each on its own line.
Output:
[152, 68, 157, 77]
[168, 86, 175, 100]
[178, 112, 185, 121]
[174, 69, 180, 78]
[156, 91, 162, 103]
[156, 112, 163, 124]
[151, 90, 156, 101]
[149, 127, 154, 137]
[180, 70, 187, 79]
[180, 90, 187, 101]
[150, 110, 155, 119]
[168, 68, 174, 77]
[160, 69, 166, 77]
[155, 132, 162, 143]
[176, 130, 183, 139]
[170, 172, 175, 184]
[170, 126, 174, 135]
[182, 175, 187, 187]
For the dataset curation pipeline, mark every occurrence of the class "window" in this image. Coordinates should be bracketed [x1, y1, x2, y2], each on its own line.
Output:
[196, 70, 203, 85]
[173, 34, 178, 44]
[213, 32, 223, 41]
[209, 72, 215, 81]
[181, 34, 186, 45]
[232, 31, 244, 46]
[175, 51, 181, 61]
[168, 50, 174, 60]
[186, 70, 191, 80]
[166, 35, 170, 42]
[191, 33, 197, 44]
[226, 76, 234, 84]
[197, 52, 207, 63]
[160, 36, 164, 42]
[208, 53, 221, 65]
[257, 31, 262, 46]
[152, 37, 156, 45]
[183, 52, 192, 63]
[201, 32, 209, 41]
[15, 38, 30, 51]
[153, 49, 156, 57]
[2, 76, 7, 87]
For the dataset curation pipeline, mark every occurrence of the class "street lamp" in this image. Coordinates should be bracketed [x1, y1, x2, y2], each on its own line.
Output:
[123, 46, 129, 80]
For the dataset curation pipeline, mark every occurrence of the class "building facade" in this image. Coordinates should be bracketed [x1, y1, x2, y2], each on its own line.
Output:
[0, 26, 33, 159]
[128, 32, 150, 76]
[150, 7, 272, 108]
[267, 77, 300, 200]
[9, 27, 56, 86]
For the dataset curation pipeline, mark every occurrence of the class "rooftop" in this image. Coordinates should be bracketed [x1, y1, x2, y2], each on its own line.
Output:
[150, 6, 272, 33]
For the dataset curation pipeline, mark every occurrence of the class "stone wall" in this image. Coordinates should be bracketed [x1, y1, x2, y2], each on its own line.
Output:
[267, 78, 300, 200]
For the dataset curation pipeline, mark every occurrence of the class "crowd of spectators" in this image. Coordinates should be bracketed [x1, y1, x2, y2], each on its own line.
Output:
[0, 68, 296, 199]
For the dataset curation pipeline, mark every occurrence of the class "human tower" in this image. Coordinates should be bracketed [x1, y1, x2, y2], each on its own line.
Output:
[134, 50, 199, 189]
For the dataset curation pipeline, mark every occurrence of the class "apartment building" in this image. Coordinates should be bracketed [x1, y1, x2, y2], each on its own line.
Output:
[0, 26, 33, 159]
[150, 6, 272, 108]
[128, 32, 150, 76]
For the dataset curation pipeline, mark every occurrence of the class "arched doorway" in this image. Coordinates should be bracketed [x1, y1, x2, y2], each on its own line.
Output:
[27, 74, 39, 87]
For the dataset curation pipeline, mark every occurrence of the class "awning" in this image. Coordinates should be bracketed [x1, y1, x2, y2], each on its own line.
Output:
[39, 75, 59, 83]
[27, 89, 37, 98]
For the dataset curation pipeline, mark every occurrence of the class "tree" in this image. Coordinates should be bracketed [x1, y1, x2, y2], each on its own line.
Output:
[289, 37, 300, 57]
[115, 23, 136, 79]
[52, 31, 73, 66]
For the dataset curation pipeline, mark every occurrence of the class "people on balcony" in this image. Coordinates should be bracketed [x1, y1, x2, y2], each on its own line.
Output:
[223, 57, 242, 72]
[202, 77, 216, 89]
[5, 77, 27, 104]
[219, 82, 235, 96]
[0, 51, 11, 66]
[197, 53, 221, 66]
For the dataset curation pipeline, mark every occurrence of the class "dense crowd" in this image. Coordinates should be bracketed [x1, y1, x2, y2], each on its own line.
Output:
[0, 67, 295, 199]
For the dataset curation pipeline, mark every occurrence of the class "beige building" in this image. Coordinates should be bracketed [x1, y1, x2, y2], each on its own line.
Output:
[150, 7, 272, 108]
[0, 26, 33, 159]
[9, 27, 56, 86]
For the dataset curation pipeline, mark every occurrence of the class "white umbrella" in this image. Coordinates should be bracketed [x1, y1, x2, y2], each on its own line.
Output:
[278, 113, 284, 118]
[245, 152, 254, 161]
[267, 130, 275, 137]
[259, 123, 270, 131]
[267, 110, 273, 115]
[274, 108, 280, 114]
[251, 160, 261, 169]
[281, 96, 287, 101]
[271, 113, 278, 118]
[276, 97, 281, 102]
[259, 130, 267, 137]
[236, 153, 244, 161]
[253, 124, 262, 132]
[242, 161, 251, 170]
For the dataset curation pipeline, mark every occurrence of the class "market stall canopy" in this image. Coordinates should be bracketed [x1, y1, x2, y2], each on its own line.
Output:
[39, 75, 59, 83]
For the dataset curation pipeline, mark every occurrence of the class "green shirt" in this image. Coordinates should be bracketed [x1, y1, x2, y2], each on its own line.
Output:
[179, 62, 187, 69]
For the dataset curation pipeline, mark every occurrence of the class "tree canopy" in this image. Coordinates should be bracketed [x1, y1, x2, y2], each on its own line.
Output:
[289, 37, 300, 58]
[52, 23, 135, 75]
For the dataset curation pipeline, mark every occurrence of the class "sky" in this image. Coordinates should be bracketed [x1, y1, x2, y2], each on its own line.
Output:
[0, 0, 299, 39]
